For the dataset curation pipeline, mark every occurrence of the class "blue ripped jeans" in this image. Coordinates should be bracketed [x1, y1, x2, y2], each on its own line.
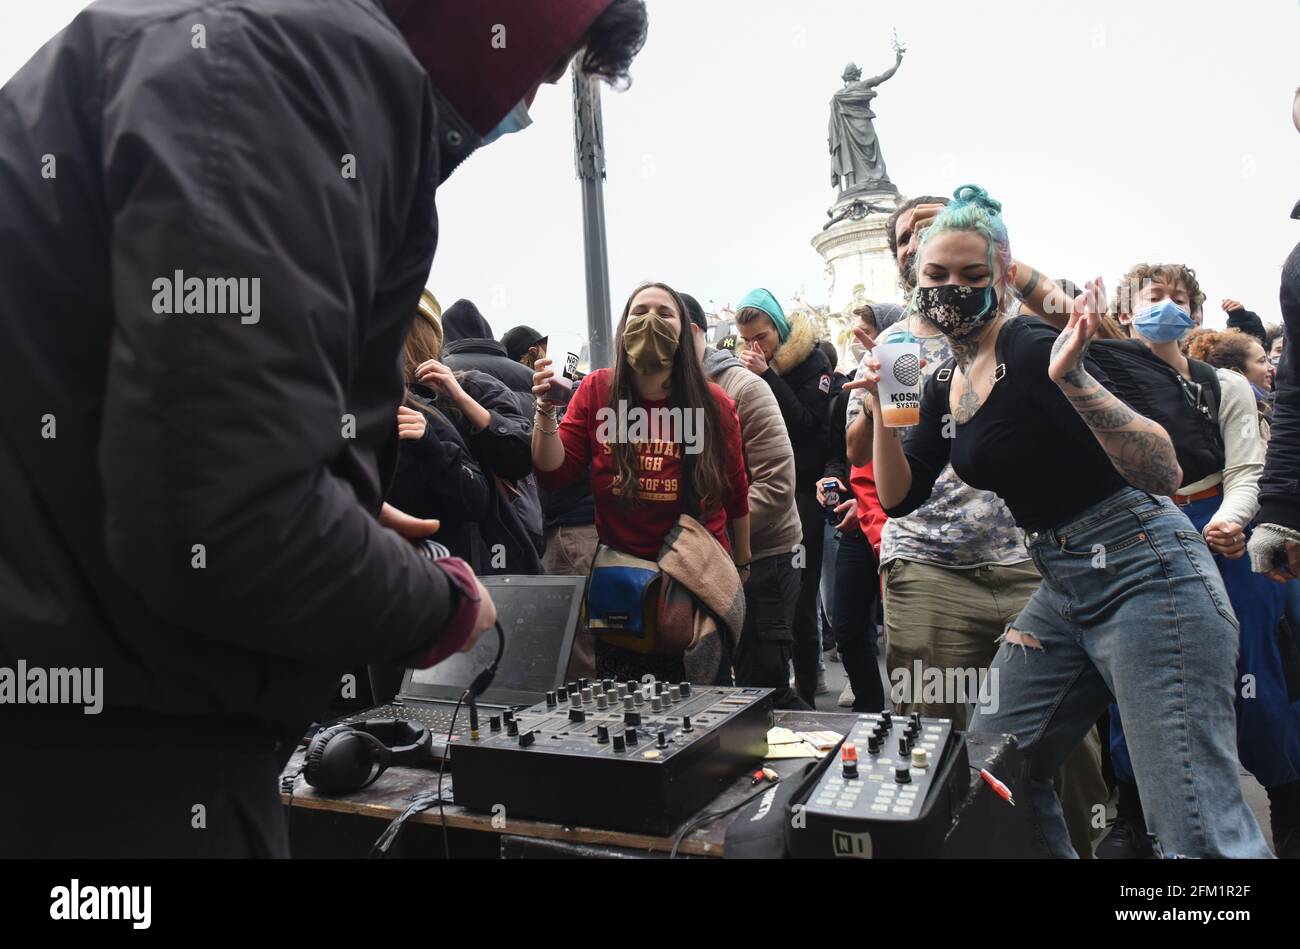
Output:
[1110, 494, 1296, 790]
[968, 487, 1271, 858]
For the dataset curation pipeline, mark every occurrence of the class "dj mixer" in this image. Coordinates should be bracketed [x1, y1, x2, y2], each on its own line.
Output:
[451, 680, 774, 835]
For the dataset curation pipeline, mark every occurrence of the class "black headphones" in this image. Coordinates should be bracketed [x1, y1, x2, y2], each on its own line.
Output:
[304, 719, 433, 794]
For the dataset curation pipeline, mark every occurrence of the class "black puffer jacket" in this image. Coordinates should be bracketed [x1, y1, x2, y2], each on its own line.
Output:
[758, 311, 832, 491]
[387, 374, 542, 575]
[440, 299, 545, 548]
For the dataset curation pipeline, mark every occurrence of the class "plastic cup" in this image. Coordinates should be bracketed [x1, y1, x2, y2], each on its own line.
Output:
[874, 340, 922, 428]
[541, 331, 586, 397]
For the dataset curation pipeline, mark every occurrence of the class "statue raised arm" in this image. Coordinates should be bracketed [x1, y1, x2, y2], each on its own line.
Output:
[828, 42, 905, 196]
[862, 46, 904, 89]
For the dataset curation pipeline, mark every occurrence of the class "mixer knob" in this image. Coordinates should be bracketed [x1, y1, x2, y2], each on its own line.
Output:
[570, 692, 582, 709]
[595, 693, 608, 711]
[880, 710, 892, 728]
[489, 715, 501, 732]
[623, 696, 635, 712]
[894, 765, 911, 785]
[841, 742, 860, 779]
[568, 681, 579, 695]
[519, 730, 535, 748]
[624, 711, 641, 727]
[596, 725, 610, 744]
[654, 681, 664, 696]
[911, 712, 922, 730]
[633, 691, 645, 707]
[626, 680, 638, 694]
[612, 734, 626, 753]
[679, 682, 691, 697]
[867, 735, 881, 755]
[651, 696, 663, 712]
[615, 683, 627, 699]
[581, 687, 593, 704]
[556, 686, 568, 703]
[681, 715, 693, 733]
[657, 729, 668, 748]
[569, 707, 586, 723]
[898, 737, 911, 757]
[625, 727, 638, 745]
[503, 708, 515, 723]
[602, 679, 614, 692]
[544, 691, 557, 709]
[578, 677, 589, 690]
[911, 747, 930, 770]
[506, 719, 519, 737]
[668, 685, 681, 703]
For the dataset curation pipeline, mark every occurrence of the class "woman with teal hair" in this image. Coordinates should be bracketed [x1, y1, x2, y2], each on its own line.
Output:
[851, 184, 1271, 857]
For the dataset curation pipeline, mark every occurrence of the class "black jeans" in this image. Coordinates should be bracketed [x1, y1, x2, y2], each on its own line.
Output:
[792, 490, 827, 706]
[733, 552, 810, 709]
[832, 530, 885, 711]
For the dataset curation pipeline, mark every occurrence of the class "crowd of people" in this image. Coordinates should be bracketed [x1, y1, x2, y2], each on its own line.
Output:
[395, 170, 1298, 859]
[2, 0, 1296, 862]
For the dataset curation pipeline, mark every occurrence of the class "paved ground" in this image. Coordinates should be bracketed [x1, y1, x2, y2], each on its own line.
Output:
[811, 641, 1276, 855]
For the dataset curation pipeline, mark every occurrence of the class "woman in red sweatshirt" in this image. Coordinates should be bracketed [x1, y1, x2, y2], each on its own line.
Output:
[532, 282, 751, 682]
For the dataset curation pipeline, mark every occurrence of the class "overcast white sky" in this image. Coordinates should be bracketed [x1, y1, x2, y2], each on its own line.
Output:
[5, 1, 1297, 339]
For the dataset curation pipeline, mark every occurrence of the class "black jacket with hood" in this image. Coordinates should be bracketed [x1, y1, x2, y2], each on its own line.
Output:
[759, 311, 833, 492]
[438, 299, 546, 549]
[388, 373, 542, 576]
[0, 0, 611, 736]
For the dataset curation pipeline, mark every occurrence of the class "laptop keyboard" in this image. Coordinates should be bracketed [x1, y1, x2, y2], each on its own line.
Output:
[353, 703, 467, 737]
[337, 702, 503, 760]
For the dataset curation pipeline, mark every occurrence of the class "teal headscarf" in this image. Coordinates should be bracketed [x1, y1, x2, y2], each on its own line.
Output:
[737, 288, 790, 343]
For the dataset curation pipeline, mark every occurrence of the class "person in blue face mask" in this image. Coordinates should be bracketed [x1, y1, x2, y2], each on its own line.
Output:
[1101, 263, 1298, 858]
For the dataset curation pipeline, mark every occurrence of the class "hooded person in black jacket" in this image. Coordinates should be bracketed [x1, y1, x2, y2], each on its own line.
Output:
[440, 299, 546, 554]
[390, 298, 542, 576]
[442, 299, 539, 396]
[734, 288, 833, 706]
[0, 0, 647, 857]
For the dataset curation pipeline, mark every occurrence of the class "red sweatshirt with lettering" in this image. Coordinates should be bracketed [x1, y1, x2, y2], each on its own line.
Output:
[536, 368, 750, 560]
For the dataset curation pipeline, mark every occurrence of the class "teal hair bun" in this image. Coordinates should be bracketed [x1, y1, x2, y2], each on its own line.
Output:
[952, 183, 1002, 216]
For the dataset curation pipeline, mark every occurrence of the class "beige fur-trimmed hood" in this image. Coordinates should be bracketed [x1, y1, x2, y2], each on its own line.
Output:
[770, 310, 817, 377]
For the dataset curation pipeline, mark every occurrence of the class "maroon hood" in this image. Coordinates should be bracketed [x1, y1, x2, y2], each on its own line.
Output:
[383, 0, 612, 135]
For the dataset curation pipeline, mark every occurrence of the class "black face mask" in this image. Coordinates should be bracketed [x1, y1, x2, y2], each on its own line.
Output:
[915, 284, 999, 338]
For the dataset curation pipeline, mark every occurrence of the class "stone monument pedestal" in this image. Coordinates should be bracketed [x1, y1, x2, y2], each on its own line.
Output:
[811, 189, 902, 318]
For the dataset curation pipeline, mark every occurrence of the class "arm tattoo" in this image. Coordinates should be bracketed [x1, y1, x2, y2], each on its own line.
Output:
[1104, 430, 1183, 495]
[1060, 369, 1181, 494]
[1018, 268, 1041, 301]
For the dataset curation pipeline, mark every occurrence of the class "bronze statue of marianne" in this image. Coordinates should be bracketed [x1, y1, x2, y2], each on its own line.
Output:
[828, 41, 905, 196]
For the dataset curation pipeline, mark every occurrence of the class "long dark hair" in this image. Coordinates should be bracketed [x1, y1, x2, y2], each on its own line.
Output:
[605, 282, 728, 515]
